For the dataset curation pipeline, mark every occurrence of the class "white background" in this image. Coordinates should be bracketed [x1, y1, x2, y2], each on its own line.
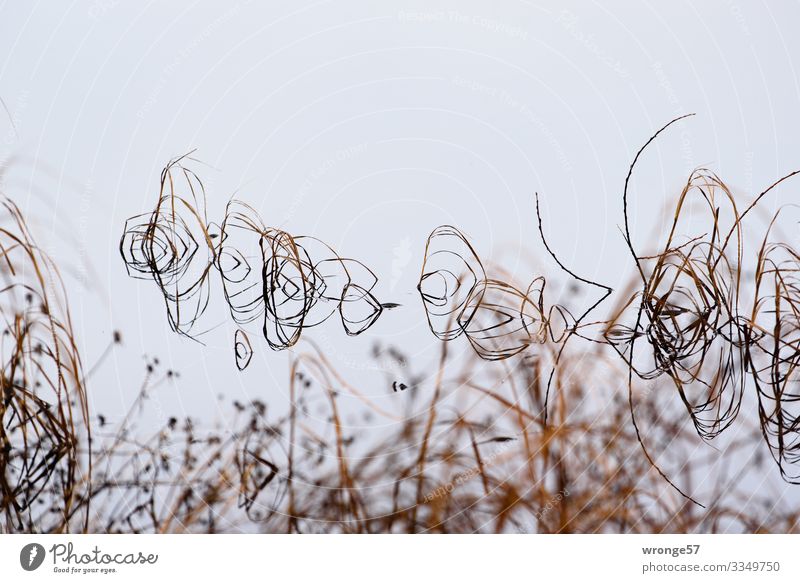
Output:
[1, 534, 798, 582]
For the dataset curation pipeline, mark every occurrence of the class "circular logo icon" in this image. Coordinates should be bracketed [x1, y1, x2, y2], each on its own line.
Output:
[20, 543, 46, 571]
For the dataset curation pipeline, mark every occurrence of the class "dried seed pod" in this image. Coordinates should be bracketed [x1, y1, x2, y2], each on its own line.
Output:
[417, 225, 582, 362]
[748, 210, 800, 483]
[122, 155, 390, 364]
[119, 153, 216, 337]
[234, 329, 254, 371]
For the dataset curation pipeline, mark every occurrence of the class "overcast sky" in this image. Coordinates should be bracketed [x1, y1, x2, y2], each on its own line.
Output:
[2, 0, 800, 513]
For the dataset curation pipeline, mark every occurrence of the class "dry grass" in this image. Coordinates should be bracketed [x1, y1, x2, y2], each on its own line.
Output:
[0, 197, 89, 532]
[3, 116, 800, 533]
[7, 333, 794, 533]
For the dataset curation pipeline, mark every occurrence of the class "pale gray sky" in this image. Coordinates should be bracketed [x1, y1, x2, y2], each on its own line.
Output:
[2, 0, 799, 514]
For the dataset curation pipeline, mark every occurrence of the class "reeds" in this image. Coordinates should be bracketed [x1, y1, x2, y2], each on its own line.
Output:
[0, 197, 89, 533]
[120, 153, 395, 364]
[2, 117, 800, 533]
